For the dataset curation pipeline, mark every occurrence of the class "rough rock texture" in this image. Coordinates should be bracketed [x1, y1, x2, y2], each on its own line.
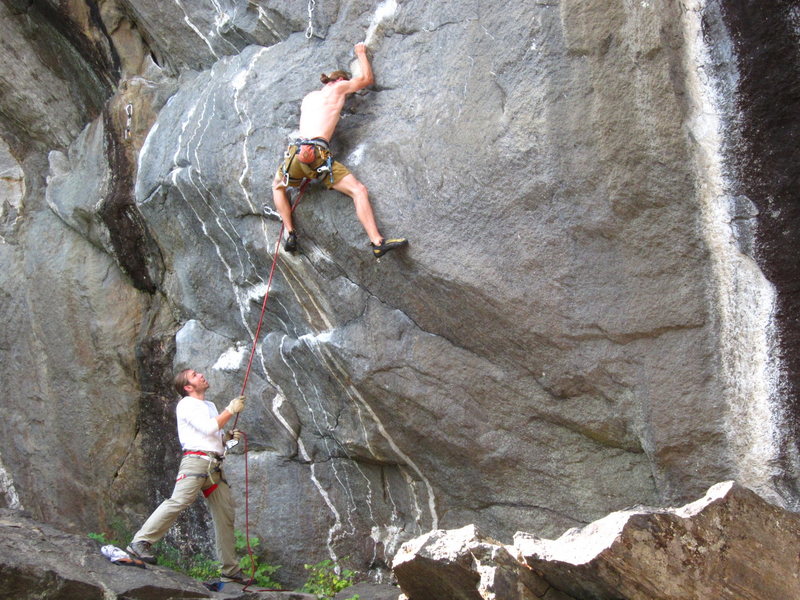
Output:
[392, 524, 569, 600]
[515, 481, 800, 600]
[333, 582, 402, 600]
[1, 0, 799, 591]
[699, 0, 800, 497]
[0, 508, 319, 600]
[393, 482, 800, 600]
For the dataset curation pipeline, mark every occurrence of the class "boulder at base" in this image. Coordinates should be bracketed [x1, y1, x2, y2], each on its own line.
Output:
[392, 481, 800, 600]
[392, 524, 572, 600]
[515, 481, 800, 600]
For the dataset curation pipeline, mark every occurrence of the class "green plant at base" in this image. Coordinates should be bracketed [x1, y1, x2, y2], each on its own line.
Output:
[87, 518, 131, 548]
[299, 558, 359, 600]
[154, 540, 220, 581]
[87, 532, 109, 545]
[89, 527, 283, 587]
[234, 529, 283, 588]
[108, 517, 131, 547]
[186, 554, 222, 581]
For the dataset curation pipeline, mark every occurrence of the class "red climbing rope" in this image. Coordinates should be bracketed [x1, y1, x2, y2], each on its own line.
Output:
[237, 178, 309, 405]
[234, 180, 308, 592]
[240, 429, 256, 589]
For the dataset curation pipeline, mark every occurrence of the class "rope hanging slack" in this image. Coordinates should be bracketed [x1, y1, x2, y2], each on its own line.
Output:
[236, 430, 290, 592]
[233, 179, 308, 592]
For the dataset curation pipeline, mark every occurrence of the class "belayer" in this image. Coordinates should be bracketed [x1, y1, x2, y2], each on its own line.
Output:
[272, 42, 408, 259]
[126, 369, 249, 584]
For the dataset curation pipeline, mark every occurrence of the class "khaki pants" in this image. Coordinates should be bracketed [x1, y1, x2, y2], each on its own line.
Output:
[276, 143, 351, 189]
[131, 455, 238, 575]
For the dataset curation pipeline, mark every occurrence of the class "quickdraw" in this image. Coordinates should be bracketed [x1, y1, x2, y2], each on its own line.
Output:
[306, 0, 315, 38]
[124, 103, 133, 140]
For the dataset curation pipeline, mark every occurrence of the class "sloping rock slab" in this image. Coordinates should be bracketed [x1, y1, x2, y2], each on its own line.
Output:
[219, 587, 316, 600]
[333, 582, 402, 599]
[0, 508, 310, 600]
[217, 585, 317, 600]
[392, 524, 570, 600]
[515, 481, 800, 600]
[0, 508, 213, 599]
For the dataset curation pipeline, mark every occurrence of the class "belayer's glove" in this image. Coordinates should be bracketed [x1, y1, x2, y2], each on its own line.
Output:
[225, 395, 246, 414]
[224, 428, 243, 450]
[224, 429, 244, 443]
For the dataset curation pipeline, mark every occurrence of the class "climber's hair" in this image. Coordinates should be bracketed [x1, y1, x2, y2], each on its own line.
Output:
[320, 70, 350, 84]
[173, 369, 193, 397]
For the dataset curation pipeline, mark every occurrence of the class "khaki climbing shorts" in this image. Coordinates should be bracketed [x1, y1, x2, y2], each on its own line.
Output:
[275, 144, 350, 189]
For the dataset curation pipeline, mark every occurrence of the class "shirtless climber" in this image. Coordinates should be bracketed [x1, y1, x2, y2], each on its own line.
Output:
[272, 42, 407, 259]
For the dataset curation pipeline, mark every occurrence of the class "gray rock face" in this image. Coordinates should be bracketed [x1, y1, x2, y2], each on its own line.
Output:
[0, 137, 24, 243]
[1, 0, 798, 592]
[0, 0, 112, 155]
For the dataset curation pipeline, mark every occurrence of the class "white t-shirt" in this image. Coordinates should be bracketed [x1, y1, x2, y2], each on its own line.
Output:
[176, 396, 224, 455]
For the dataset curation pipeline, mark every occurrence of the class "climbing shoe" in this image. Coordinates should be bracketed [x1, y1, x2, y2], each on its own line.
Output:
[126, 540, 156, 564]
[371, 237, 408, 259]
[221, 570, 252, 585]
[284, 230, 298, 252]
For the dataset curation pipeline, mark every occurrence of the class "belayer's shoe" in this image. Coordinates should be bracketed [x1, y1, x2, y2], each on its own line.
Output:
[221, 570, 252, 585]
[126, 540, 156, 564]
[203, 581, 225, 592]
[371, 237, 408, 259]
[284, 230, 298, 252]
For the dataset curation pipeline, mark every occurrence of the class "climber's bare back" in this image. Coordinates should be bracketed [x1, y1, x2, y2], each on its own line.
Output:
[298, 82, 350, 142]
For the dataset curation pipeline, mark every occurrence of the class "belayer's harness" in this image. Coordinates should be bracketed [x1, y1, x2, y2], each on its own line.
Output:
[179, 449, 225, 497]
[281, 138, 334, 186]
[183, 450, 223, 461]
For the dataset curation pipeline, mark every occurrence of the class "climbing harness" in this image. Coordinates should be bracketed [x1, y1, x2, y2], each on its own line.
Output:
[306, 0, 316, 38]
[183, 450, 222, 461]
[281, 139, 334, 187]
[178, 450, 225, 497]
